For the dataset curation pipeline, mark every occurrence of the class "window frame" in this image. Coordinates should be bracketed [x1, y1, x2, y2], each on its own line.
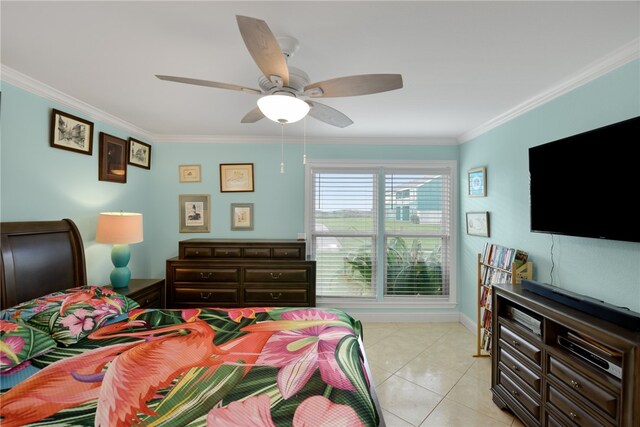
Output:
[305, 160, 457, 308]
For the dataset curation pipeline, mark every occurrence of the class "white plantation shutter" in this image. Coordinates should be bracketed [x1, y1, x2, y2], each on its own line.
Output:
[307, 162, 454, 301]
[384, 169, 452, 297]
[309, 168, 378, 297]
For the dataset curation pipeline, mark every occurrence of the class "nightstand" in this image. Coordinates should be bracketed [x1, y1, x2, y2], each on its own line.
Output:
[107, 279, 165, 309]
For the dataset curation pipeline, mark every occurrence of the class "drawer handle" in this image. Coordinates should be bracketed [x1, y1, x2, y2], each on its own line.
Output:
[224, 251, 229, 255]
[512, 365, 519, 372]
[270, 272, 282, 280]
[270, 292, 282, 300]
[144, 298, 150, 305]
[200, 292, 212, 300]
[569, 412, 578, 420]
[512, 340, 519, 347]
[570, 380, 580, 389]
[284, 251, 288, 255]
[511, 389, 519, 397]
[200, 272, 213, 279]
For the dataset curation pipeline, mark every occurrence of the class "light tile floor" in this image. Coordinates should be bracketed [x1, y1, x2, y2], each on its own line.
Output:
[361, 322, 526, 427]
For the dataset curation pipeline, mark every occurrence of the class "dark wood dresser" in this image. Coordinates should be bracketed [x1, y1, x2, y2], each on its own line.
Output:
[491, 283, 639, 427]
[166, 239, 316, 308]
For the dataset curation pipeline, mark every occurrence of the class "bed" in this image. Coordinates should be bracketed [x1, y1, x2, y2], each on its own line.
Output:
[0, 219, 384, 426]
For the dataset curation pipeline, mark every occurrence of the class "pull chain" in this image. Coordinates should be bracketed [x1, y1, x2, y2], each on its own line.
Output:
[280, 124, 285, 174]
[303, 116, 307, 165]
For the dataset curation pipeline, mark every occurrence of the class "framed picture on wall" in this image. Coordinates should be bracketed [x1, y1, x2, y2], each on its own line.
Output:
[179, 164, 201, 182]
[98, 132, 127, 183]
[50, 109, 94, 155]
[466, 211, 490, 237]
[220, 163, 254, 192]
[231, 203, 254, 230]
[179, 194, 210, 233]
[128, 138, 151, 169]
[468, 167, 487, 197]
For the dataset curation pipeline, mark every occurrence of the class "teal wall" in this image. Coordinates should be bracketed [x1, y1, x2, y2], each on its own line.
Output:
[3, 58, 639, 318]
[459, 60, 640, 321]
[0, 81, 458, 294]
[0, 82, 153, 284]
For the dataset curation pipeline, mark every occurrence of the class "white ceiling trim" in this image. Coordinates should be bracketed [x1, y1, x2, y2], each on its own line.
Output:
[152, 134, 457, 145]
[3, 34, 638, 147]
[458, 38, 640, 143]
[1, 64, 154, 142]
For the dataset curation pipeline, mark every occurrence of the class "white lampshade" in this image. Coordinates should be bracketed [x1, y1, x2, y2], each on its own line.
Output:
[257, 94, 310, 124]
[96, 212, 143, 244]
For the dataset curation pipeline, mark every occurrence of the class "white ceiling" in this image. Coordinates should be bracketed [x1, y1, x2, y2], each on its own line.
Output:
[1, 1, 639, 143]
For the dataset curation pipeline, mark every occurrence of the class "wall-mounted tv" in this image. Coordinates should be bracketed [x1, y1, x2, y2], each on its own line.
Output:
[529, 116, 640, 243]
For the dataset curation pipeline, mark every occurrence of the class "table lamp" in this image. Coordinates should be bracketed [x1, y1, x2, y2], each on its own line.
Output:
[96, 212, 143, 288]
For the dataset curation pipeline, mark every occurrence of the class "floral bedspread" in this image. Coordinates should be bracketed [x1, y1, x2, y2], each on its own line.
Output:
[1, 307, 380, 426]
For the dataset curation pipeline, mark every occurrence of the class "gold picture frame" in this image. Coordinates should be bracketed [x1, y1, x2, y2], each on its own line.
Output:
[179, 164, 201, 182]
[179, 194, 210, 233]
[220, 163, 254, 192]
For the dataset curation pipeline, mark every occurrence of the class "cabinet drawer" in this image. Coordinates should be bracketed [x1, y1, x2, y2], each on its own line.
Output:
[547, 384, 613, 427]
[548, 355, 618, 419]
[245, 289, 308, 304]
[272, 247, 302, 259]
[242, 248, 271, 258]
[498, 369, 541, 420]
[182, 247, 213, 258]
[498, 347, 541, 394]
[174, 268, 239, 283]
[212, 247, 242, 258]
[245, 268, 308, 282]
[173, 287, 239, 304]
[499, 324, 542, 366]
[133, 287, 162, 308]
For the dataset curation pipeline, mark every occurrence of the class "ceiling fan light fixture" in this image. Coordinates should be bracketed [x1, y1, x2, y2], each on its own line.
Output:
[257, 94, 310, 124]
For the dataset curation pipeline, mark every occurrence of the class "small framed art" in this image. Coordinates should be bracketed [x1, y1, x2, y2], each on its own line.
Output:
[468, 167, 487, 197]
[179, 194, 210, 233]
[466, 211, 490, 237]
[179, 165, 201, 182]
[98, 132, 127, 183]
[50, 109, 94, 155]
[220, 163, 254, 192]
[128, 138, 151, 169]
[231, 203, 254, 230]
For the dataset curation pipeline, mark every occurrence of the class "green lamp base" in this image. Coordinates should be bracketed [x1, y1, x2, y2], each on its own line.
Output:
[110, 244, 131, 288]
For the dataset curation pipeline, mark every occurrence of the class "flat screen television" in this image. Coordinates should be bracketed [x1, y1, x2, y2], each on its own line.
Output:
[529, 116, 640, 243]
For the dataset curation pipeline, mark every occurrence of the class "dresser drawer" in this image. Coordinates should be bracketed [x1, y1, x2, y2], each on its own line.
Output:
[242, 247, 271, 258]
[173, 287, 239, 305]
[213, 247, 242, 258]
[244, 289, 308, 304]
[546, 384, 613, 427]
[498, 369, 541, 420]
[174, 268, 240, 283]
[547, 355, 619, 419]
[245, 268, 308, 283]
[182, 247, 213, 258]
[498, 346, 541, 394]
[499, 324, 542, 366]
[272, 247, 303, 259]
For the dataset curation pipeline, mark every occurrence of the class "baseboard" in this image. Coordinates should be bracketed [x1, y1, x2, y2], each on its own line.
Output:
[458, 312, 476, 334]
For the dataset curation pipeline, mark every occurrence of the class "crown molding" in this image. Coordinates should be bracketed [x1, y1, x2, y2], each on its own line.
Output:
[151, 134, 457, 145]
[458, 38, 640, 143]
[1, 65, 154, 142]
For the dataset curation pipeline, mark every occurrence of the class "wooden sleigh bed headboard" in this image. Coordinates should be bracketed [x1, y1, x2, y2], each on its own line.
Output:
[0, 219, 87, 310]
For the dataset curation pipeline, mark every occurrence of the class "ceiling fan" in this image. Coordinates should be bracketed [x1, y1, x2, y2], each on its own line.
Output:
[156, 15, 403, 128]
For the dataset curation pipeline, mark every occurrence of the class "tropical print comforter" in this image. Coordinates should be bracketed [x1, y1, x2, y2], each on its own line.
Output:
[1, 306, 380, 426]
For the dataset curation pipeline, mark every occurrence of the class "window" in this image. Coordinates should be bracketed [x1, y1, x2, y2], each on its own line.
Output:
[306, 161, 456, 304]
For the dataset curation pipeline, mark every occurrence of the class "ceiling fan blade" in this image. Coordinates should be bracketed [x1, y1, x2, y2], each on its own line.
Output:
[241, 106, 265, 123]
[306, 101, 353, 128]
[236, 15, 289, 87]
[156, 75, 261, 94]
[304, 74, 403, 98]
